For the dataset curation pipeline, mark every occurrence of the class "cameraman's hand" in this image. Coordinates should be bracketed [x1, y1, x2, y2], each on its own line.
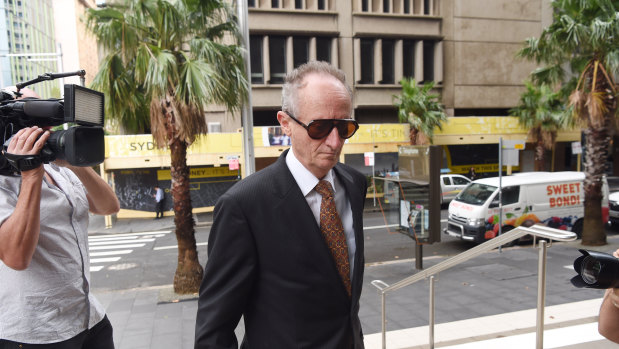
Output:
[6, 127, 49, 175]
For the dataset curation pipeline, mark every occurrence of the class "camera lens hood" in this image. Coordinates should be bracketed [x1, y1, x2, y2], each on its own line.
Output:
[571, 249, 619, 289]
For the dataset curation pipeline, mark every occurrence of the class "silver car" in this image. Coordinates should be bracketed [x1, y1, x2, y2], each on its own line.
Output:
[440, 174, 471, 205]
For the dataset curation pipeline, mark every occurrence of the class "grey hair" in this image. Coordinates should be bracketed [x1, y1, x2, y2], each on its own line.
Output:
[281, 61, 352, 117]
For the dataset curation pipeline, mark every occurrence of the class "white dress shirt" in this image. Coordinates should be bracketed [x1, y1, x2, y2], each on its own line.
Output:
[285, 149, 356, 278]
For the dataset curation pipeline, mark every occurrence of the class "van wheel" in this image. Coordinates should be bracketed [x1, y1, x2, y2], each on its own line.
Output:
[572, 219, 584, 239]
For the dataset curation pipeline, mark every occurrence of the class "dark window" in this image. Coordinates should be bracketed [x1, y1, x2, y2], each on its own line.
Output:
[318, 0, 325, 10]
[272, 0, 279, 8]
[249, 35, 263, 83]
[424, 0, 430, 14]
[404, 0, 411, 13]
[248, 0, 255, 7]
[500, 186, 520, 205]
[295, 0, 303, 9]
[316, 37, 332, 63]
[442, 177, 450, 185]
[361, 0, 369, 12]
[381, 39, 394, 84]
[422, 40, 434, 82]
[269, 36, 286, 84]
[293, 37, 309, 68]
[360, 39, 374, 84]
[383, 0, 389, 12]
[452, 176, 470, 185]
[403, 40, 415, 79]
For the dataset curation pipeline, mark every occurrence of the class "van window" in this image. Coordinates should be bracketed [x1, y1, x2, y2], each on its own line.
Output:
[443, 177, 451, 185]
[455, 183, 497, 206]
[501, 186, 520, 205]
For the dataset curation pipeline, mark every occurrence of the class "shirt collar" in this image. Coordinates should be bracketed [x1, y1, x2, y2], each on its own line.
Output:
[286, 148, 336, 197]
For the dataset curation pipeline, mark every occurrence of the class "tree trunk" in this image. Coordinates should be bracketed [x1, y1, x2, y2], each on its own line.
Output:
[534, 141, 545, 171]
[581, 127, 609, 246]
[161, 99, 204, 294]
[409, 128, 418, 145]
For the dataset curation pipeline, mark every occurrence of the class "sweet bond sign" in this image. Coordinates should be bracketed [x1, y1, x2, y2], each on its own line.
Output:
[547, 182, 581, 207]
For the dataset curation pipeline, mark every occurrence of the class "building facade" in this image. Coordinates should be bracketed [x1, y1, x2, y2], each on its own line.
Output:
[0, 0, 58, 97]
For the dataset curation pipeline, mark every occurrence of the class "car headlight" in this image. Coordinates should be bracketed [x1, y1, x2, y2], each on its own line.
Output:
[467, 218, 485, 227]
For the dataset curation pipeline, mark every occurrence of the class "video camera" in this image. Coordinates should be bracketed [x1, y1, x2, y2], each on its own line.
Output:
[571, 249, 619, 289]
[0, 70, 104, 174]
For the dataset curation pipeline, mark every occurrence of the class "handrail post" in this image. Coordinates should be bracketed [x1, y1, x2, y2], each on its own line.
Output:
[372, 280, 389, 349]
[429, 276, 435, 349]
[536, 239, 548, 349]
[382, 290, 386, 349]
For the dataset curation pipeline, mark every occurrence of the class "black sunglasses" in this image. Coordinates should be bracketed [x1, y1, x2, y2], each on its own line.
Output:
[285, 112, 359, 140]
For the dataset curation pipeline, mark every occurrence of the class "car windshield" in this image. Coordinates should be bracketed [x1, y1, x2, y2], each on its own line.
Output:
[455, 183, 497, 206]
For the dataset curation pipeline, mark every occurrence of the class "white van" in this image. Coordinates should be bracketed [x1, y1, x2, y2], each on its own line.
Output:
[444, 172, 609, 244]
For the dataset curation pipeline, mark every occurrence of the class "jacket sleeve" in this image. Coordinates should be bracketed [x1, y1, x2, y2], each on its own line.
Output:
[195, 193, 257, 349]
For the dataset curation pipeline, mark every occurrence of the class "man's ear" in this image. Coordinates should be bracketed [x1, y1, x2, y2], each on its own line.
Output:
[277, 111, 292, 136]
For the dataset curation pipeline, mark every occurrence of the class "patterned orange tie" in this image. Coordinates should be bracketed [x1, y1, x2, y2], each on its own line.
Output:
[315, 180, 351, 297]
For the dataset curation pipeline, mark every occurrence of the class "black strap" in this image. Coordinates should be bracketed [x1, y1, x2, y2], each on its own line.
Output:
[2, 152, 42, 172]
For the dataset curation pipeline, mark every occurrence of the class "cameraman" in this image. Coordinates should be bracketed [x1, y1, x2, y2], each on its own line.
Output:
[0, 88, 120, 348]
[598, 248, 619, 343]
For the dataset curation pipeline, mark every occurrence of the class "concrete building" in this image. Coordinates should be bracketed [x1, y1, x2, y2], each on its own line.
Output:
[0, 0, 58, 97]
[0, 0, 100, 95]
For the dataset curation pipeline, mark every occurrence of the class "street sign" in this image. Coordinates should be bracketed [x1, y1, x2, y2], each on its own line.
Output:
[364, 152, 375, 166]
[227, 156, 239, 170]
[501, 140, 526, 166]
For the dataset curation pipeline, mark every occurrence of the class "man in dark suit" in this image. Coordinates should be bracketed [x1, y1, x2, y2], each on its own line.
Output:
[195, 61, 367, 349]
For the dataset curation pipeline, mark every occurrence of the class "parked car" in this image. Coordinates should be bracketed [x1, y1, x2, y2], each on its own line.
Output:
[440, 174, 471, 205]
[609, 191, 619, 227]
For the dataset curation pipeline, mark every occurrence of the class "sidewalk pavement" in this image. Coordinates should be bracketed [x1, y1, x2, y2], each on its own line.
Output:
[89, 214, 619, 348]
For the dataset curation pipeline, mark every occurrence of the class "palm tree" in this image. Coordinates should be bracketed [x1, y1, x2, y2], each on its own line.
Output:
[510, 82, 566, 171]
[393, 78, 447, 145]
[517, 0, 618, 246]
[86, 0, 248, 292]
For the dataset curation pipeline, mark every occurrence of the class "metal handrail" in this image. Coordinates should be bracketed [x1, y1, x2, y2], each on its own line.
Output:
[371, 224, 576, 349]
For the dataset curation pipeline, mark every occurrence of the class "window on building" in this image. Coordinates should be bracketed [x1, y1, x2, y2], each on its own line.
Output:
[316, 37, 331, 63]
[248, 0, 255, 7]
[383, 0, 390, 13]
[361, 0, 369, 12]
[403, 39, 415, 78]
[295, 0, 303, 9]
[249, 35, 263, 83]
[318, 0, 326, 10]
[293, 37, 309, 68]
[269, 36, 287, 84]
[272, 0, 279, 8]
[424, 0, 430, 14]
[381, 39, 394, 84]
[403, 0, 411, 13]
[360, 38, 374, 84]
[423, 40, 434, 82]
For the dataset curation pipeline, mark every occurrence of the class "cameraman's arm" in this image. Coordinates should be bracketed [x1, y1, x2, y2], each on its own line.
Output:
[0, 128, 47, 270]
[598, 249, 619, 343]
[65, 165, 120, 215]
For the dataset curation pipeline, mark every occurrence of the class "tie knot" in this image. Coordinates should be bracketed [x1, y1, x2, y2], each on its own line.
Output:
[315, 180, 334, 198]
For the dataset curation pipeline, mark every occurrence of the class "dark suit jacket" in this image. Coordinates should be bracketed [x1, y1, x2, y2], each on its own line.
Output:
[195, 150, 367, 349]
